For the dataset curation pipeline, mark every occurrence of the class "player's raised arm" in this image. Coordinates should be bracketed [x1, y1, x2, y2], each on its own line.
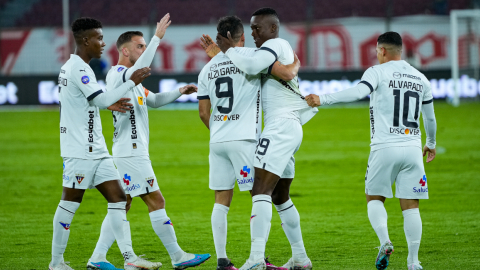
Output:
[90, 67, 151, 108]
[271, 52, 300, 81]
[145, 84, 197, 108]
[219, 31, 276, 75]
[123, 13, 171, 80]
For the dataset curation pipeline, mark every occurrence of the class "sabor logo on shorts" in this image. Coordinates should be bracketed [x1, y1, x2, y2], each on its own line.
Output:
[240, 166, 250, 177]
[123, 174, 131, 185]
[419, 175, 427, 186]
[413, 175, 428, 193]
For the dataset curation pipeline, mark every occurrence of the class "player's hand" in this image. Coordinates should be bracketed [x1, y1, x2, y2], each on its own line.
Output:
[293, 52, 301, 67]
[130, 67, 151, 85]
[155, 13, 171, 39]
[179, 84, 198, 95]
[305, 94, 321, 107]
[218, 31, 236, 53]
[108, 98, 132, 113]
[423, 146, 436, 163]
[200, 34, 221, 58]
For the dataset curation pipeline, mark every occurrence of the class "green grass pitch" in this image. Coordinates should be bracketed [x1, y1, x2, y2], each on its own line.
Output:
[0, 101, 479, 269]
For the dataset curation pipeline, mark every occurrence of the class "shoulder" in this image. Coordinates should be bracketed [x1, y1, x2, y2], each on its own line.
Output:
[235, 47, 257, 56]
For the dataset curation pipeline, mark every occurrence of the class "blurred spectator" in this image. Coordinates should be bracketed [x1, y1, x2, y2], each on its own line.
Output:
[433, 0, 448, 15]
[405, 48, 422, 69]
[89, 58, 107, 77]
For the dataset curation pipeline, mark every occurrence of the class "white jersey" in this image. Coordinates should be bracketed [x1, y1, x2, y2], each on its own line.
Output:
[58, 54, 110, 159]
[259, 38, 317, 124]
[106, 65, 150, 157]
[360, 60, 433, 151]
[197, 49, 262, 144]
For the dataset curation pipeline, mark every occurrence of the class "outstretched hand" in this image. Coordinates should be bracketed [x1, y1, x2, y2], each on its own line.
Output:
[423, 146, 436, 163]
[179, 84, 198, 95]
[218, 31, 236, 53]
[155, 13, 171, 39]
[108, 98, 132, 113]
[305, 94, 321, 107]
[200, 34, 221, 58]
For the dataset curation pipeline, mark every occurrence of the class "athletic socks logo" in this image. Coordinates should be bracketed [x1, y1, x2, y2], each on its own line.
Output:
[122, 252, 132, 261]
[250, 215, 256, 222]
[164, 220, 173, 226]
[59, 222, 70, 230]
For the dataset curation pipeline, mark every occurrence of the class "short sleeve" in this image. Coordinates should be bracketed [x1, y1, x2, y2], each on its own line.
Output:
[422, 80, 434, 104]
[258, 39, 281, 75]
[72, 65, 103, 101]
[197, 68, 209, 100]
[359, 67, 380, 93]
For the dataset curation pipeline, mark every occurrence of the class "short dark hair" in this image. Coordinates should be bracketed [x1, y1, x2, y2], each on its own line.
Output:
[377, 31, 402, 47]
[252, 7, 279, 20]
[116, 31, 144, 49]
[71, 17, 102, 39]
[217, 16, 243, 41]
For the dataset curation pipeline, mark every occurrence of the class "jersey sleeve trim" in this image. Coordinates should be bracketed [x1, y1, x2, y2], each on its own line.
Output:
[359, 80, 374, 93]
[87, 90, 104, 101]
[197, 95, 210, 100]
[122, 68, 129, 83]
[422, 98, 433, 104]
[259, 47, 278, 60]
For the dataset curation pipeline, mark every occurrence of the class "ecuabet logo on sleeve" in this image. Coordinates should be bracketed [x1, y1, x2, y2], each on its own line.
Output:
[81, 75, 90, 84]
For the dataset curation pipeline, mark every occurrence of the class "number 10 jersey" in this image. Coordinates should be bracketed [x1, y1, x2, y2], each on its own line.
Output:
[361, 60, 433, 151]
[197, 49, 263, 144]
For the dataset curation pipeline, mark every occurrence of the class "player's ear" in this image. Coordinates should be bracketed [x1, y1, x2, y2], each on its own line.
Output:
[83, 36, 89, 46]
[121, 47, 129, 57]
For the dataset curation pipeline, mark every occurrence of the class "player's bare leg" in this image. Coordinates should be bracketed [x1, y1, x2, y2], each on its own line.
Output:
[50, 188, 85, 269]
[140, 190, 210, 269]
[400, 199, 423, 269]
[213, 189, 237, 270]
[366, 194, 393, 270]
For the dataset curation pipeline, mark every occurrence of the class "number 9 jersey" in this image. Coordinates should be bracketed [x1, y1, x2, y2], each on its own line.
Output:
[361, 60, 434, 151]
[197, 48, 264, 143]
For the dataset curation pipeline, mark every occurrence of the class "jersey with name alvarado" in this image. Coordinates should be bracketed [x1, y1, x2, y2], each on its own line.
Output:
[361, 60, 433, 151]
[197, 49, 262, 144]
[58, 54, 110, 159]
[106, 65, 149, 157]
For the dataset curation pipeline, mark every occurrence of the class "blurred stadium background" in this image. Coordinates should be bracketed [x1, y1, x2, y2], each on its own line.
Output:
[1, 0, 480, 106]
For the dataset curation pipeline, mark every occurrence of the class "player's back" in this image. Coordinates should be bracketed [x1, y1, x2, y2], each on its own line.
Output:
[106, 65, 150, 157]
[367, 60, 433, 150]
[197, 48, 262, 143]
[260, 38, 311, 123]
[58, 54, 109, 159]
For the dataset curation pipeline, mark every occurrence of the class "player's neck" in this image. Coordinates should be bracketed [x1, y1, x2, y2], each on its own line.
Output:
[74, 49, 93, 64]
[117, 57, 133, 68]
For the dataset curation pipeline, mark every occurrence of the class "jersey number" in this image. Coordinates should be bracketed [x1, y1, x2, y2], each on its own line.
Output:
[393, 89, 420, 128]
[215, 77, 234, 114]
[256, 138, 270, 156]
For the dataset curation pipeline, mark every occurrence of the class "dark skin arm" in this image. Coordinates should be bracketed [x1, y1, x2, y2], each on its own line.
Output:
[199, 99, 211, 129]
[200, 34, 300, 81]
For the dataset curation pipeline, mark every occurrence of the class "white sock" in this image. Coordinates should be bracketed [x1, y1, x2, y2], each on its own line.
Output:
[367, 200, 390, 245]
[403, 208, 422, 265]
[149, 209, 185, 261]
[107, 202, 137, 262]
[249, 195, 272, 261]
[91, 215, 116, 262]
[275, 199, 307, 261]
[51, 200, 80, 266]
[211, 203, 229, 259]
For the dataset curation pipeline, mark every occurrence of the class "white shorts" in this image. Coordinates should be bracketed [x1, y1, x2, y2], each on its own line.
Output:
[209, 140, 256, 191]
[365, 146, 428, 199]
[62, 157, 120, 189]
[253, 118, 303, 178]
[114, 156, 159, 197]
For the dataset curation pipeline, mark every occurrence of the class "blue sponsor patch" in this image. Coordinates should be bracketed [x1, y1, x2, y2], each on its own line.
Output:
[117, 67, 125, 72]
[81, 75, 90, 84]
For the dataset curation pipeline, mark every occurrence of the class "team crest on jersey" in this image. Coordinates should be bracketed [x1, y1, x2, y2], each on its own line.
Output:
[138, 96, 144, 105]
[75, 174, 85, 184]
[81, 75, 90, 84]
[123, 174, 131, 186]
[164, 220, 173, 226]
[59, 222, 70, 230]
[146, 178, 155, 187]
[117, 67, 125, 72]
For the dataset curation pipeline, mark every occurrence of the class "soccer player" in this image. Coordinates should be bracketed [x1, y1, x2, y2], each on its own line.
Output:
[87, 14, 211, 270]
[53, 17, 161, 270]
[197, 16, 301, 270]
[305, 32, 437, 270]
[216, 8, 317, 270]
